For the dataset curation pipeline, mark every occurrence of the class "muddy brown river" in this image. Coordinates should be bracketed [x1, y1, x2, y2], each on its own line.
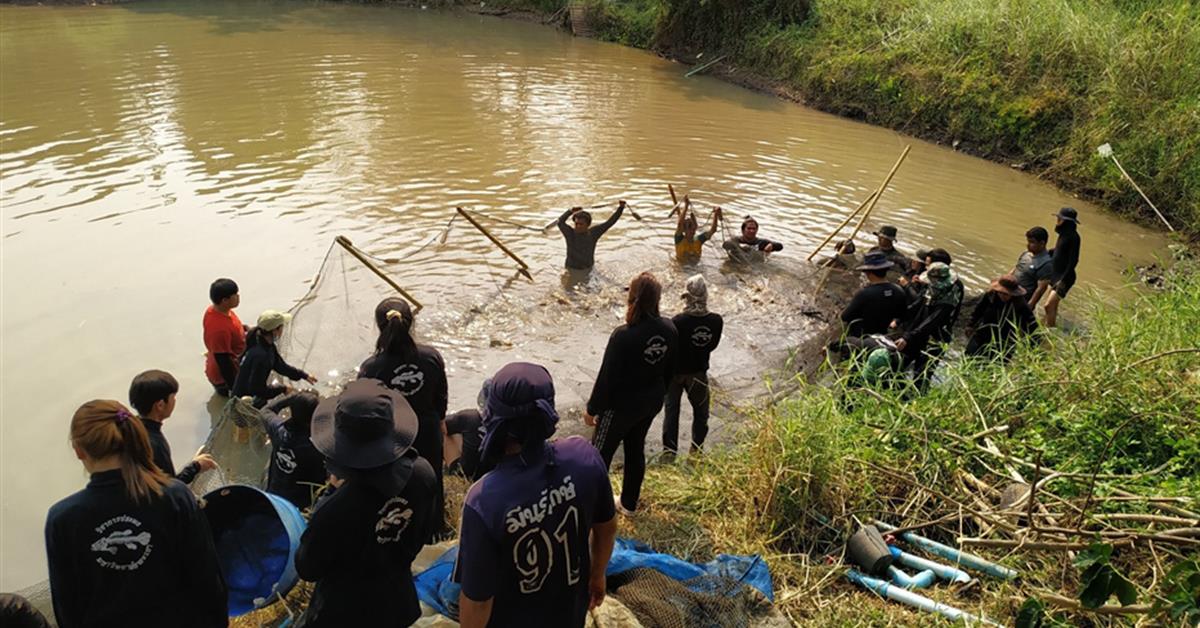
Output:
[0, 1, 1166, 591]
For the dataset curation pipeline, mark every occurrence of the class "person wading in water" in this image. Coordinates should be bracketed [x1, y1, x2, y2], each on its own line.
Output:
[673, 201, 720, 264]
[455, 363, 617, 628]
[1043, 207, 1082, 328]
[45, 400, 228, 628]
[358, 298, 448, 541]
[557, 200, 626, 271]
[1012, 226, 1054, 306]
[722, 216, 783, 262]
[662, 274, 723, 457]
[586, 272, 677, 516]
[868, 225, 911, 282]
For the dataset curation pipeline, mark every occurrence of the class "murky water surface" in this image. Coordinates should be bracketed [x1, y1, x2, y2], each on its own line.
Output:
[0, 1, 1164, 589]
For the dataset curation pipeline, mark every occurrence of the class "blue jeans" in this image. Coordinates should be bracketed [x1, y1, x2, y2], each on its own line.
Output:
[662, 372, 710, 453]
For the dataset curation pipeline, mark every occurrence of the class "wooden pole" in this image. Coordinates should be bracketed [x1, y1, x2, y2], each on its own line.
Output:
[805, 191, 877, 261]
[456, 207, 534, 281]
[334, 236, 423, 311]
[845, 144, 912, 244]
[1109, 155, 1174, 232]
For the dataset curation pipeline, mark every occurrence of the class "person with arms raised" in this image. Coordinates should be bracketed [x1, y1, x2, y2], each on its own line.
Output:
[673, 202, 720, 264]
[455, 362, 617, 628]
[45, 400, 227, 628]
[558, 201, 626, 271]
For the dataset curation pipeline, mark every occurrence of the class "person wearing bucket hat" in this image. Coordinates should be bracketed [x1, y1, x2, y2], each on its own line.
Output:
[295, 379, 437, 628]
[45, 400, 228, 628]
[454, 363, 617, 628]
[231, 309, 316, 406]
[869, 225, 911, 280]
[663, 274, 723, 456]
[358, 297, 449, 541]
[966, 275, 1039, 358]
[840, 252, 909, 338]
[1043, 207, 1082, 327]
[894, 262, 963, 388]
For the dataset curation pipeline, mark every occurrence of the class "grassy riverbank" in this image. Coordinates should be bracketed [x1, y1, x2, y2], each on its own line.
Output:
[619, 250, 1200, 625]
[479, 0, 1200, 235]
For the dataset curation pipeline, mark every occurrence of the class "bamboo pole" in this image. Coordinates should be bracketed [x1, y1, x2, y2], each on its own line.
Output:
[456, 207, 534, 281]
[334, 236, 423, 311]
[805, 191, 878, 261]
[1100, 144, 1174, 231]
[846, 144, 912, 244]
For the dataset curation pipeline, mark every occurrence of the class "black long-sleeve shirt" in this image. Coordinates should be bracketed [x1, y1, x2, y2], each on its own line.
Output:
[558, 206, 623, 270]
[138, 418, 201, 485]
[295, 455, 435, 628]
[671, 312, 723, 374]
[260, 401, 327, 510]
[231, 336, 309, 404]
[45, 471, 228, 628]
[1050, 223, 1081, 285]
[587, 316, 678, 417]
[901, 283, 964, 357]
[840, 282, 909, 337]
[967, 292, 1038, 354]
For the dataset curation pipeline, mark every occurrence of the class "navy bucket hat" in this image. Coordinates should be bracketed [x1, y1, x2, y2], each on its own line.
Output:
[311, 379, 418, 469]
[479, 362, 559, 464]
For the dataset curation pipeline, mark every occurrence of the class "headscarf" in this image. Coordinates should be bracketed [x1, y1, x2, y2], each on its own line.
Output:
[479, 363, 560, 467]
[682, 274, 708, 316]
[920, 262, 960, 308]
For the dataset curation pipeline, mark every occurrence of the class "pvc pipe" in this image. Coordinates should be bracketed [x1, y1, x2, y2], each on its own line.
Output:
[888, 566, 936, 589]
[876, 521, 1019, 580]
[847, 570, 1003, 627]
[889, 546, 971, 584]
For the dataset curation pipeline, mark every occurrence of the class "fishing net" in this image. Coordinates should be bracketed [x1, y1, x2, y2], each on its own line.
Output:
[608, 567, 789, 628]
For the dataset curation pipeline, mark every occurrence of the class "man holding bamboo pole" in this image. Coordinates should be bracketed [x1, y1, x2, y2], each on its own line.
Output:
[557, 200, 626, 271]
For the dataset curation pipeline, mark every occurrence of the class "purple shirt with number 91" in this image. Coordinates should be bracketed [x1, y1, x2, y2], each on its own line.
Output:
[453, 436, 615, 627]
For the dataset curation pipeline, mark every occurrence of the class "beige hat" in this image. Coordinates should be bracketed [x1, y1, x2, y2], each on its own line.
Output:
[257, 309, 293, 331]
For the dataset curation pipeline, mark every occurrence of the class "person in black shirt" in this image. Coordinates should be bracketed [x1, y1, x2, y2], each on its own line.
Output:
[1043, 207, 1082, 328]
[894, 262, 963, 388]
[259, 391, 326, 510]
[358, 298, 448, 540]
[45, 400, 227, 628]
[722, 216, 783, 263]
[296, 379, 436, 628]
[0, 593, 51, 628]
[586, 272, 678, 515]
[827, 252, 910, 362]
[966, 275, 1039, 359]
[558, 201, 626, 270]
[663, 274, 723, 455]
[868, 225, 911, 281]
[444, 381, 487, 481]
[231, 310, 317, 406]
[129, 369, 216, 484]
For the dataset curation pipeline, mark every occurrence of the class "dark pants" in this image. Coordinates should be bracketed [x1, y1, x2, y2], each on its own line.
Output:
[593, 405, 659, 512]
[662, 373, 710, 453]
[414, 414, 446, 541]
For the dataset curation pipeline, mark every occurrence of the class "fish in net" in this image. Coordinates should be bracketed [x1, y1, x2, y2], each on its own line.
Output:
[608, 567, 790, 628]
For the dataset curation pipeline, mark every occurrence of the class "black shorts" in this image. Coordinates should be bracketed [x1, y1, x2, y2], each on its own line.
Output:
[1053, 272, 1076, 299]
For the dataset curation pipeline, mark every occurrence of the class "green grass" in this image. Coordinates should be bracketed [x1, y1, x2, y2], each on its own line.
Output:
[620, 251, 1200, 625]
[475, 0, 1200, 235]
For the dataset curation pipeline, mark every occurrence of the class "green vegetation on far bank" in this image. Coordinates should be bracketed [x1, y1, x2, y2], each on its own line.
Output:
[480, 0, 1200, 235]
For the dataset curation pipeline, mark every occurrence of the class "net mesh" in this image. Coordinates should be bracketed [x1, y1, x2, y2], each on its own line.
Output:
[608, 567, 788, 628]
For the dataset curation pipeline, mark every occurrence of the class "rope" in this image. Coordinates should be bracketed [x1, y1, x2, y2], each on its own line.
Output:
[464, 208, 545, 233]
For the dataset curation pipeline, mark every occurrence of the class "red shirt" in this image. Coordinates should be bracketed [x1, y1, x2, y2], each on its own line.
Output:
[203, 306, 246, 385]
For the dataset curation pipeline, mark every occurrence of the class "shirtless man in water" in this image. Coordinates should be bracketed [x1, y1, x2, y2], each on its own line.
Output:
[722, 216, 783, 262]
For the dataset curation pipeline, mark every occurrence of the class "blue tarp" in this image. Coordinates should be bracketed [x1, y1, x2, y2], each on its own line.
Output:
[414, 537, 774, 618]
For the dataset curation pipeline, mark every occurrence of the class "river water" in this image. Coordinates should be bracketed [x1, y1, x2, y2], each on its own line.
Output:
[0, 1, 1165, 591]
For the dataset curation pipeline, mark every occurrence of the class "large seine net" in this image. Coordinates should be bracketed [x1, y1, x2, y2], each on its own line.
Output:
[608, 567, 789, 628]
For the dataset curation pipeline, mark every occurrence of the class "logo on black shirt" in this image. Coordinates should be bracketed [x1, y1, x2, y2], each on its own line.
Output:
[389, 364, 425, 396]
[643, 335, 668, 365]
[376, 496, 414, 544]
[90, 516, 153, 571]
[275, 448, 297, 474]
[691, 326, 713, 347]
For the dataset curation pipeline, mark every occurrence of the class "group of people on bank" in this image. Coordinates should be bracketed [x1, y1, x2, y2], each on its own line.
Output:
[828, 206, 1083, 384]
[30, 200, 1080, 628]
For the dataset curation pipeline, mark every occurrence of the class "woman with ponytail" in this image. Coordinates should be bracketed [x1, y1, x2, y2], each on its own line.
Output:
[585, 272, 678, 516]
[44, 400, 228, 628]
[358, 297, 448, 540]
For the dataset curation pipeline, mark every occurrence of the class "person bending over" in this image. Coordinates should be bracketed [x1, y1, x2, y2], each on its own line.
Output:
[232, 310, 316, 407]
[585, 272, 677, 515]
[722, 216, 782, 262]
[203, 278, 246, 397]
[359, 298, 448, 541]
[296, 380, 436, 628]
[260, 391, 327, 510]
[45, 400, 227, 628]
[1012, 226, 1053, 307]
[674, 201, 720, 264]
[558, 200, 626, 270]
[129, 369, 216, 484]
[1043, 208, 1082, 328]
[443, 380, 488, 481]
[455, 362, 617, 628]
[827, 252, 909, 361]
[663, 275, 723, 456]
[966, 275, 1039, 359]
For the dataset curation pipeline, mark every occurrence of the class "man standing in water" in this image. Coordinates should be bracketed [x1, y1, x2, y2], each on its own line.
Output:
[1012, 226, 1054, 306]
[722, 216, 783, 262]
[203, 278, 245, 397]
[1043, 207, 1081, 328]
[557, 200, 626, 271]
[456, 362, 617, 628]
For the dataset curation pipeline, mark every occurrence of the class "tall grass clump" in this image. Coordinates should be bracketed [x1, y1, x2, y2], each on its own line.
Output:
[627, 253, 1199, 625]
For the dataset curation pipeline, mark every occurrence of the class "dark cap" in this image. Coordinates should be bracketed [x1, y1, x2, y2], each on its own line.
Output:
[990, 275, 1027, 297]
[1053, 207, 1080, 224]
[873, 225, 899, 241]
[856, 251, 895, 271]
[311, 379, 418, 469]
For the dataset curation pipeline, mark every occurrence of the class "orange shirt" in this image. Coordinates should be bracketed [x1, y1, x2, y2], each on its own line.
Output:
[203, 306, 245, 385]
